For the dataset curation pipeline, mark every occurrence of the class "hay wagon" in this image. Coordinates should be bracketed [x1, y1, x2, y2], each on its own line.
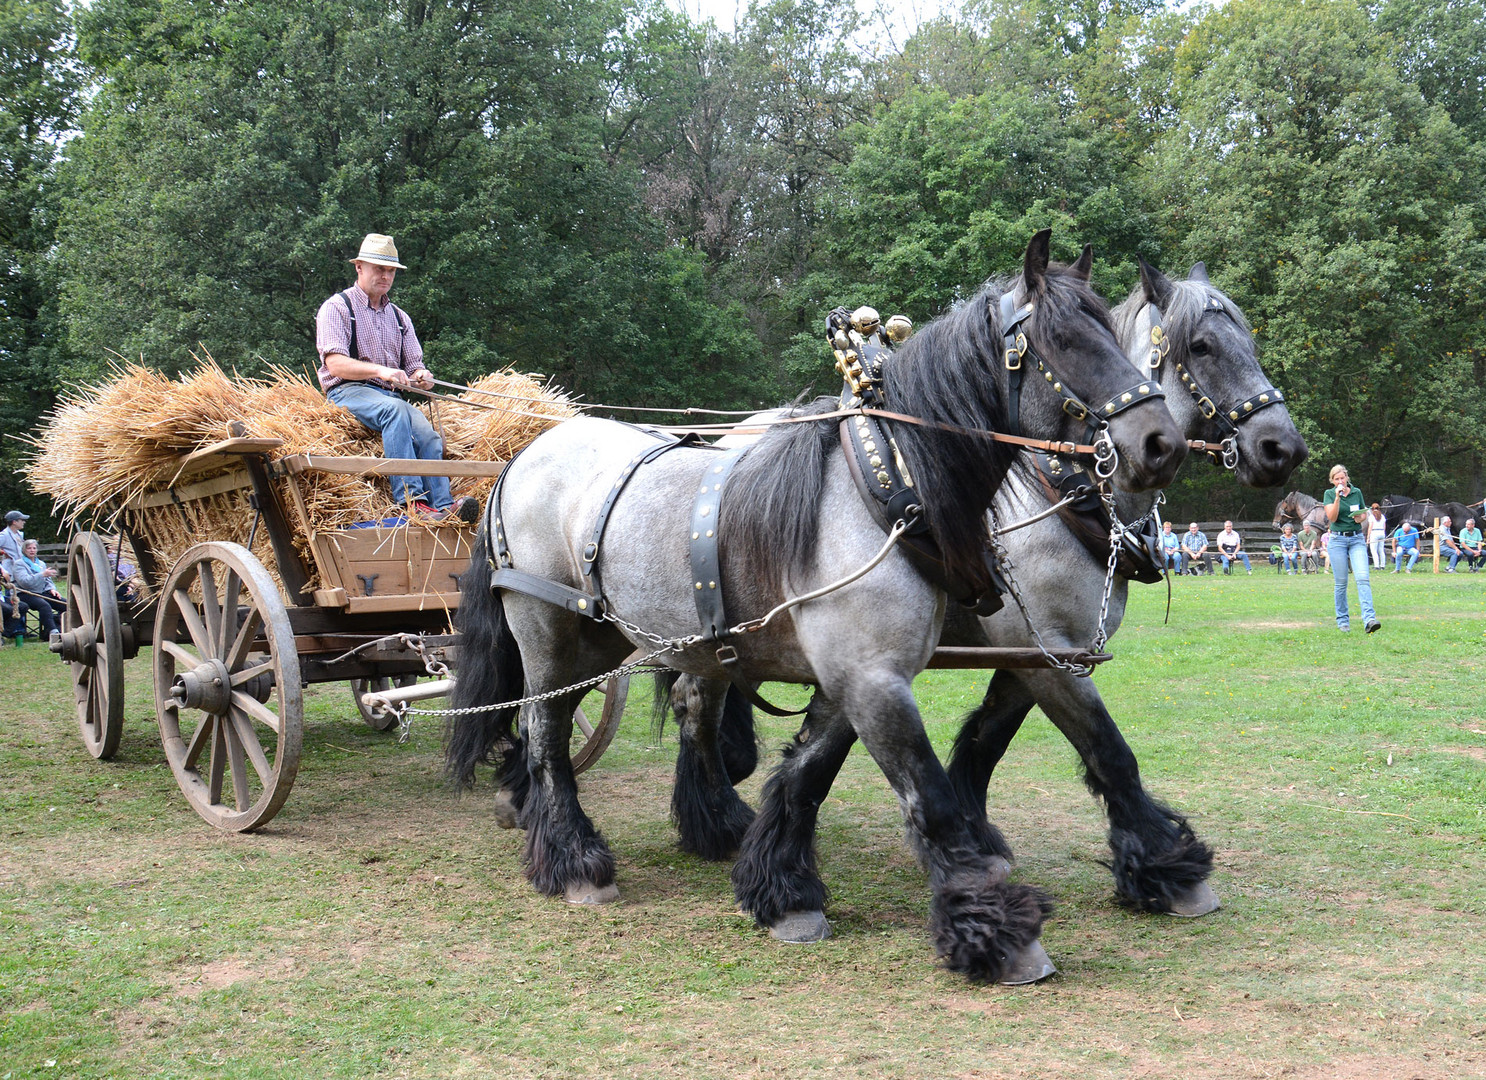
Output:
[53, 427, 628, 832]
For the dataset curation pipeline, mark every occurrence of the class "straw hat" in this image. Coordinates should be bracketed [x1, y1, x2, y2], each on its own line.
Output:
[350, 233, 407, 270]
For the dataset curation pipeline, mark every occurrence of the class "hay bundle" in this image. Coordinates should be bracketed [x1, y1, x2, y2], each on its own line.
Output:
[26, 358, 578, 592]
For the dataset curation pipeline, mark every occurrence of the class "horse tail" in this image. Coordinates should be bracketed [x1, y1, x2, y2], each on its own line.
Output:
[445, 529, 526, 791]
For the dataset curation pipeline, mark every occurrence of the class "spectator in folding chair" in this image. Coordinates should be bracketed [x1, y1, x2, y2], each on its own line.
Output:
[1181, 522, 1213, 575]
[1278, 524, 1300, 574]
[1, 565, 21, 645]
[1216, 520, 1253, 575]
[10, 539, 61, 640]
[1158, 520, 1184, 575]
[1297, 523, 1321, 573]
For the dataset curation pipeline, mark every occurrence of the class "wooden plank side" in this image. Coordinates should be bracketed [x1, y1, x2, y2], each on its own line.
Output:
[278, 455, 505, 479]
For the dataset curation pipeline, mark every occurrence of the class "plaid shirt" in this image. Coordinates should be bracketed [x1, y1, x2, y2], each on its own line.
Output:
[315, 285, 426, 391]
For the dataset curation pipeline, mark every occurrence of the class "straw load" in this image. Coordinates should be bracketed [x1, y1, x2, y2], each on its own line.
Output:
[25, 357, 577, 594]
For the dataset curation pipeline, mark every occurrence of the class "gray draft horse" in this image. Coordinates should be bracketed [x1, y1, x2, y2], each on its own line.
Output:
[699, 261, 1305, 974]
[446, 233, 1186, 984]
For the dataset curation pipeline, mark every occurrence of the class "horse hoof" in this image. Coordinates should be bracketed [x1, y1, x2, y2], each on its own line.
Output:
[998, 939, 1057, 985]
[564, 881, 620, 905]
[492, 789, 519, 830]
[769, 909, 832, 943]
[1165, 881, 1221, 918]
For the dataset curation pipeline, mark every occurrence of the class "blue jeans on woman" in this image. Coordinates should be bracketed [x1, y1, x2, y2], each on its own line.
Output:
[328, 381, 453, 510]
[1328, 531, 1376, 630]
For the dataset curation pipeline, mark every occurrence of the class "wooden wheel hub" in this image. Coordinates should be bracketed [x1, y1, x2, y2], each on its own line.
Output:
[170, 659, 234, 714]
[51, 625, 97, 665]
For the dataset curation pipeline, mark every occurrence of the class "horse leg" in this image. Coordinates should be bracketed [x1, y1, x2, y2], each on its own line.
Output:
[845, 677, 1055, 984]
[669, 675, 757, 860]
[520, 688, 619, 904]
[731, 695, 856, 944]
[962, 667, 1217, 917]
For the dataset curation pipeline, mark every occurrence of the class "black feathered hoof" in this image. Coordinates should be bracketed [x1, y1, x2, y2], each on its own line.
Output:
[998, 939, 1057, 985]
[930, 872, 1054, 984]
[1162, 880, 1220, 918]
[769, 909, 831, 943]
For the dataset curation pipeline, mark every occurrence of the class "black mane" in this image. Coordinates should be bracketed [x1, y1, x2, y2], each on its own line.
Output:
[720, 263, 1111, 599]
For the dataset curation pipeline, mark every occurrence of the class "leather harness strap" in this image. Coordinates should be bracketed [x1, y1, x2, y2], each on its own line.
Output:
[688, 449, 748, 641]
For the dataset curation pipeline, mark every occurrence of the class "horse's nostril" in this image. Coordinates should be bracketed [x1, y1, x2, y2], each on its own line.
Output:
[1145, 432, 1174, 466]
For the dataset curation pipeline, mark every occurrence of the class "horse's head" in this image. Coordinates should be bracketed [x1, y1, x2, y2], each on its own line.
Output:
[1133, 260, 1308, 489]
[1007, 231, 1185, 493]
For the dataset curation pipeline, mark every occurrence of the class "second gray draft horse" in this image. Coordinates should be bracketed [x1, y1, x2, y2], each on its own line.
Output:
[446, 233, 1185, 983]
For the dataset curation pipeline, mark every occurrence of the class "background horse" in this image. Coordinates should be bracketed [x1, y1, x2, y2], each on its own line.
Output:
[446, 232, 1185, 984]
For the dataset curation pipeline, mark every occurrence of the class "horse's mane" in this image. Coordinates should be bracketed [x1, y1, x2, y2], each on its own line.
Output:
[720, 264, 1107, 597]
[1108, 276, 1251, 365]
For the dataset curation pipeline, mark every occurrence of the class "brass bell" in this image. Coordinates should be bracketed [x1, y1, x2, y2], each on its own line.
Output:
[850, 306, 881, 337]
[884, 314, 913, 343]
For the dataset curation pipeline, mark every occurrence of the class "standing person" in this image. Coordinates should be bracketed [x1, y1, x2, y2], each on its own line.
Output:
[1391, 521, 1420, 573]
[1158, 520, 1184, 574]
[1365, 503, 1388, 568]
[1458, 518, 1484, 571]
[0, 511, 27, 576]
[1215, 520, 1252, 575]
[1279, 523, 1300, 573]
[1322, 464, 1380, 633]
[1181, 522, 1213, 575]
[316, 233, 478, 523]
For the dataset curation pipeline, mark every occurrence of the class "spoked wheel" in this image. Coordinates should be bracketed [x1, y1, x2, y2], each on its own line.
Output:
[349, 674, 418, 732]
[54, 532, 128, 759]
[570, 666, 632, 775]
[153, 542, 302, 832]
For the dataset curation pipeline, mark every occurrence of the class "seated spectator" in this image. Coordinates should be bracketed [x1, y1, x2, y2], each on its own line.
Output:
[1297, 523, 1321, 573]
[1158, 521, 1184, 575]
[1438, 515, 1463, 572]
[1459, 518, 1484, 571]
[1181, 522, 1213, 575]
[1318, 528, 1332, 571]
[1279, 524, 1300, 573]
[10, 538, 61, 640]
[1216, 520, 1253, 575]
[1391, 521, 1420, 573]
[1, 565, 21, 644]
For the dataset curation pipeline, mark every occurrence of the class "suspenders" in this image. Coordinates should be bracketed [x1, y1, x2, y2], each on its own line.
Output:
[339, 289, 407, 365]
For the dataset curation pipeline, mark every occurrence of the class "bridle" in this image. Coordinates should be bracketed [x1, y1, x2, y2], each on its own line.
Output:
[1145, 293, 1284, 472]
[999, 291, 1164, 481]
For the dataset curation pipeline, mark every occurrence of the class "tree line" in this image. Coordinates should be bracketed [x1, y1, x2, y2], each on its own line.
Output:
[4, 0, 1484, 535]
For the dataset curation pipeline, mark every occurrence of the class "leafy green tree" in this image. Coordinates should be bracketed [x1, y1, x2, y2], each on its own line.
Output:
[0, 0, 79, 536]
[55, 0, 765, 410]
[1143, 0, 1486, 500]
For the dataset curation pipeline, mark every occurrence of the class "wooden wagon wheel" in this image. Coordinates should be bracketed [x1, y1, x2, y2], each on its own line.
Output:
[570, 667, 631, 775]
[153, 542, 302, 832]
[54, 532, 128, 760]
[349, 674, 418, 732]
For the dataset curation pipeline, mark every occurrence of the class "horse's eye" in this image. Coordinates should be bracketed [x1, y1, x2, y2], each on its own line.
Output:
[1189, 339, 1211, 357]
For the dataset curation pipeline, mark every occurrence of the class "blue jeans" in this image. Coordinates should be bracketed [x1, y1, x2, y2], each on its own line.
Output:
[1220, 552, 1252, 573]
[1162, 550, 1183, 574]
[1394, 548, 1418, 571]
[328, 382, 452, 509]
[1329, 532, 1375, 628]
[1281, 552, 1298, 571]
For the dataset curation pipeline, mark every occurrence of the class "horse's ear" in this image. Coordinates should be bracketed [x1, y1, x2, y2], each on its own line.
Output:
[1070, 244, 1093, 281]
[1023, 229, 1052, 292]
[1189, 261, 1210, 283]
[1138, 256, 1177, 309]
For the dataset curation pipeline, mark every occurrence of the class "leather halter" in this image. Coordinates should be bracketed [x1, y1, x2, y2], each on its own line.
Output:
[1000, 290, 1164, 480]
[1146, 295, 1284, 468]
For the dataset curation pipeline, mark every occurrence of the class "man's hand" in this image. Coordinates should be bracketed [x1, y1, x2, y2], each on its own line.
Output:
[410, 369, 434, 390]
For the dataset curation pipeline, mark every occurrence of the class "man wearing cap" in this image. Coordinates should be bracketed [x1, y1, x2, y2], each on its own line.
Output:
[315, 234, 477, 523]
[0, 511, 28, 577]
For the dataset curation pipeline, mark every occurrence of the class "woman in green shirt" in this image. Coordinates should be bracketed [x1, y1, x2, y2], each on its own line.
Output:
[1323, 464, 1380, 633]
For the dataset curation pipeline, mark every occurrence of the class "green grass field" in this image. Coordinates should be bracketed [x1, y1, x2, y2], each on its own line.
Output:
[2, 568, 1483, 1079]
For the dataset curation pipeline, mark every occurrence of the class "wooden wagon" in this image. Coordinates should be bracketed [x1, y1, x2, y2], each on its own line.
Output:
[52, 429, 629, 832]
